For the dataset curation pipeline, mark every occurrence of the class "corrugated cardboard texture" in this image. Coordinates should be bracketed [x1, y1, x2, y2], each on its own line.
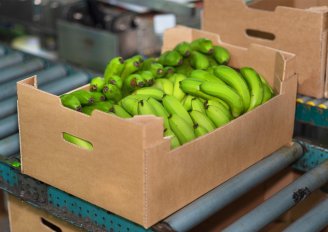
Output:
[203, 0, 328, 98]
[8, 195, 80, 232]
[18, 26, 297, 228]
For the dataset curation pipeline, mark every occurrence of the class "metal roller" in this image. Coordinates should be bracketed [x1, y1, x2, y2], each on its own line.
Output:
[0, 46, 5, 56]
[41, 72, 90, 95]
[0, 97, 17, 120]
[155, 143, 304, 232]
[0, 114, 17, 139]
[0, 58, 44, 84]
[0, 64, 67, 101]
[0, 52, 24, 69]
[0, 133, 19, 157]
[283, 197, 328, 232]
[222, 160, 328, 232]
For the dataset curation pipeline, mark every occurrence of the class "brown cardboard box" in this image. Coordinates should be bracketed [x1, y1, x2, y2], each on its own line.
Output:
[17, 26, 297, 228]
[203, 0, 328, 98]
[8, 195, 80, 232]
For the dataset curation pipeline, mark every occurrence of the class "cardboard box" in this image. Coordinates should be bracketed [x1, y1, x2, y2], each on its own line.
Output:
[8, 195, 80, 232]
[17, 26, 297, 228]
[203, 0, 328, 98]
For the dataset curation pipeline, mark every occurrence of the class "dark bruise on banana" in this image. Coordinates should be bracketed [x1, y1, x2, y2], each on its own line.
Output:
[60, 38, 274, 149]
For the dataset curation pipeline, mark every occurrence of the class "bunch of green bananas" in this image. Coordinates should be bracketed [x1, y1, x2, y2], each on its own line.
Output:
[60, 38, 274, 150]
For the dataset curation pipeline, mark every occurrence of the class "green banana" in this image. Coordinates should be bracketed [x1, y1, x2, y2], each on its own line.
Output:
[168, 114, 196, 145]
[90, 76, 105, 92]
[200, 81, 244, 118]
[63, 132, 93, 150]
[109, 105, 132, 118]
[149, 62, 165, 79]
[120, 96, 139, 116]
[93, 101, 114, 112]
[175, 58, 194, 76]
[190, 38, 214, 54]
[240, 67, 264, 111]
[207, 55, 218, 66]
[139, 71, 154, 86]
[259, 74, 274, 103]
[206, 66, 217, 75]
[213, 65, 251, 112]
[82, 106, 96, 115]
[190, 110, 216, 133]
[213, 45, 230, 64]
[133, 87, 164, 101]
[182, 95, 194, 111]
[172, 74, 187, 101]
[174, 41, 192, 57]
[70, 90, 94, 105]
[204, 99, 232, 120]
[138, 99, 156, 115]
[60, 94, 82, 111]
[162, 95, 194, 127]
[190, 51, 210, 70]
[103, 84, 122, 102]
[108, 75, 123, 89]
[205, 105, 231, 128]
[123, 74, 145, 94]
[190, 70, 225, 85]
[90, 91, 106, 102]
[179, 78, 219, 100]
[164, 66, 175, 79]
[130, 54, 144, 65]
[164, 128, 181, 149]
[147, 97, 170, 129]
[141, 58, 157, 70]
[154, 78, 174, 95]
[158, 50, 183, 66]
[104, 57, 125, 83]
[191, 98, 206, 114]
[120, 58, 140, 80]
[194, 124, 209, 138]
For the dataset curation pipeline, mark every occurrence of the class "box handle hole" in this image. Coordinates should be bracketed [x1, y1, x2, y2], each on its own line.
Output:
[62, 132, 93, 151]
[41, 218, 62, 232]
[246, 29, 275, 41]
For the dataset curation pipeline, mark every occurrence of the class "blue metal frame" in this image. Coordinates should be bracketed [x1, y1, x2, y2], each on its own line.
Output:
[295, 102, 328, 128]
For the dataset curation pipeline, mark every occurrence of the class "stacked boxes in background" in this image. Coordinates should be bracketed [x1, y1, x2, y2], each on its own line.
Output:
[203, 0, 328, 98]
[17, 26, 297, 228]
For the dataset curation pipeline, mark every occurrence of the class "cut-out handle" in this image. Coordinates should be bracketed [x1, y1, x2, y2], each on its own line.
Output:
[41, 217, 62, 232]
[62, 132, 93, 151]
[246, 29, 275, 41]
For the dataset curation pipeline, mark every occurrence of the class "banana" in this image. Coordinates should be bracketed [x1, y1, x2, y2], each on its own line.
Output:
[154, 78, 174, 95]
[138, 99, 156, 115]
[90, 91, 106, 102]
[141, 57, 157, 70]
[213, 65, 250, 112]
[240, 67, 264, 111]
[205, 105, 231, 128]
[139, 71, 154, 86]
[60, 94, 82, 111]
[190, 110, 216, 133]
[168, 114, 196, 145]
[213, 45, 230, 64]
[182, 95, 194, 111]
[200, 81, 244, 118]
[175, 58, 194, 76]
[108, 75, 123, 89]
[190, 70, 225, 85]
[82, 106, 96, 115]
[194, 124, 209, 138]
[70, 90, 95, 105]
[120, 96, 139, 116]
[172, 74, 187, 101]
[130, 54, 144, 65]
[191, 98, 206, 114]
[90, 76, 105, 92]
[120, 58, 140, 80]
[164, 66, 175, 79]
[147, 97, 170, 129]
[109, 105, 132, 118]
[150, 63, 165, 79]
[159, 50, 183, 66]
[259, 74, 274, 103]
[190, 38, 214, 54]
[104, 57, 125, 82]
[162, 95, 194, 127]
[63, 132, 93, 150]
[93, 101, 114, 112]
[179, 78, 218, 100]
[190, 51, 210, 70]
[103, 83, 122, 102]
[206, 66, 216, 75]
[204, 99, 232, 120]
[164, 128, 181, 149]
[123, 74, 145, 94]
[133, 87, 164, 101]
[174, 41, 192, 57]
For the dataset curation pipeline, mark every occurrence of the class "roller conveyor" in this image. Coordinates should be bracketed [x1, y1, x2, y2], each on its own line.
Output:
[0, 114, 17, 140]
[0, 52, 24, 69]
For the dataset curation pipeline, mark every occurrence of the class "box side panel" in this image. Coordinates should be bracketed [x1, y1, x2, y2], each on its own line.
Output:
[8, 195, 80, 232]
[203, 0, 328, 97]
[17, 79, 155, 225]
